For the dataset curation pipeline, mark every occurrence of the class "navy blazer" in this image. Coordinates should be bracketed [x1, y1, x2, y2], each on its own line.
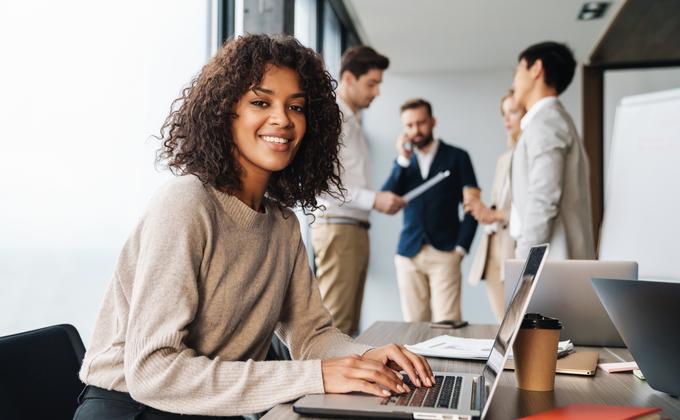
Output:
[382, 141, 478, 258]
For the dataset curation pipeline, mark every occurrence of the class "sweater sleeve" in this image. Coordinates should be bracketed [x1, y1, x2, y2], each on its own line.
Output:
[276, 237, 373, 360]
[122, 190, 332, 416]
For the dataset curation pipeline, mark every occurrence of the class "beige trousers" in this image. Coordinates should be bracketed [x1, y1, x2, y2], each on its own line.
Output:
[311, 223, 369, 336]
[394, 245, 462, 322]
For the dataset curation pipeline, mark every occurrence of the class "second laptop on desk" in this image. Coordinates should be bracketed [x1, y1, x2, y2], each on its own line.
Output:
[504, 260, 637, 347]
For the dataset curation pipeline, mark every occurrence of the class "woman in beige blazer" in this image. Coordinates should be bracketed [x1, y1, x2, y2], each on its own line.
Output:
[465, 91, 525, 321]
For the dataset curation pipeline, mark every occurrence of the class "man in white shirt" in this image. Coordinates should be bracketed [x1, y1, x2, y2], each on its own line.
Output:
[312, 46, 405, 336]
[510, 41, 595, 259]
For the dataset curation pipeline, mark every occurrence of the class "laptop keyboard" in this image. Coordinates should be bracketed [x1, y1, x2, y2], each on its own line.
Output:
[380, 374, 463, 409]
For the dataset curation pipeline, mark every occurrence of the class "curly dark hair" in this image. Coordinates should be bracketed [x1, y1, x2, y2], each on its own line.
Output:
[156, 33, 343, 211]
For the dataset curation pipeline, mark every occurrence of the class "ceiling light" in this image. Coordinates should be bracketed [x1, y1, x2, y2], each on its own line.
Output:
[578, 1, 611, 20]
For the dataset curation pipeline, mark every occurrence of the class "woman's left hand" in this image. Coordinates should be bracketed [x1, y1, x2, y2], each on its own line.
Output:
[363, 344, 435, 388]
[473, 205, 498, 225]
[466, 200, 496, 225]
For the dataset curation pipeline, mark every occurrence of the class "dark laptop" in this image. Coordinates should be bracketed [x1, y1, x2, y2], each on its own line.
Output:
[591, 278, 680, 397]
[293, 244, 549, 419]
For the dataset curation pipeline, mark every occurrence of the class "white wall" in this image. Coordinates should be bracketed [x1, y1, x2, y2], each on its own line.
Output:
[0, 1, 210, 343]
[358, 67, 582, 332]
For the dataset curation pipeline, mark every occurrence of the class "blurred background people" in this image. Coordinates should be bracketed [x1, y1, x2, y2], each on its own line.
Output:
[312, 46, 405, 336]
[510, 41, 595, 260]
[465, 90, 526, 321]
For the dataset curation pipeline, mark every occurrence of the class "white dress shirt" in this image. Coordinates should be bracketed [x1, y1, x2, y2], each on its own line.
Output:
[314, 97, 375, 222]
[510, 96, 558, 239]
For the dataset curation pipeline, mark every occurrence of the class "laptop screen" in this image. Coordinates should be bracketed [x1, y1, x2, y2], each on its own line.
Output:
[480, 244, 549, 418]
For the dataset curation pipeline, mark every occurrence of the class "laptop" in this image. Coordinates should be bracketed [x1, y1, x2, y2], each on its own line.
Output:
[504, 260, 637, 346]
[294, 244, 549, 420]
[592, 278, 680, 397]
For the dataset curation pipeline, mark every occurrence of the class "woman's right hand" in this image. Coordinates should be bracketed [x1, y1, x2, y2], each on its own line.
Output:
[321, 354, 411, 397]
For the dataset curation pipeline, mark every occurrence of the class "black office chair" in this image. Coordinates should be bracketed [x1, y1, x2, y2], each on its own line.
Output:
[0, 324, 86, 420]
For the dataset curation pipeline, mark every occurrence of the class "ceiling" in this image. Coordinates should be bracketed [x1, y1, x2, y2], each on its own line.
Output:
[345, 0, 624, 73]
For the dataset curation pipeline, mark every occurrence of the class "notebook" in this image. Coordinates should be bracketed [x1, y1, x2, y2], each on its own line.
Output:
[518, 404, 661, 420]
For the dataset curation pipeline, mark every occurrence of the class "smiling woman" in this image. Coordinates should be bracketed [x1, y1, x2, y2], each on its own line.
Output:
[230, 65, 308, 207]
[157, 34, 343, 212]
[73, 34, 433, 419]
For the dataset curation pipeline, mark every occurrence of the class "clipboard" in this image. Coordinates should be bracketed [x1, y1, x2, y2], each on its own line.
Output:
[504, 351, 599, 376]
[403, 170, 450, 202]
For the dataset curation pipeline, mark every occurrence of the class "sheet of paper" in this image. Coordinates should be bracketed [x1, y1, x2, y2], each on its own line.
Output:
[405, 334, 573, 360]
[598, 361, 638, 373]
[403, 170, 450, 202]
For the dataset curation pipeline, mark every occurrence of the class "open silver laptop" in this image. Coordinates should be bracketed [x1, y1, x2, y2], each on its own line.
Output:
[504, 260, 637, 347]
[293, 244, 549, 420]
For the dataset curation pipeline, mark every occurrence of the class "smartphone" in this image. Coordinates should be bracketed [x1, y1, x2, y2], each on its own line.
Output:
[429, 320, 469, 329]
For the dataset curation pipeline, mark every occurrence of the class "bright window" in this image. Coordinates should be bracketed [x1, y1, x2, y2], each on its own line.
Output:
[0, 1, 211, 342]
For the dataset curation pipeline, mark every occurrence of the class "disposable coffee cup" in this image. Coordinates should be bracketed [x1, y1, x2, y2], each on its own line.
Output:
[512, 313, 562, 391]
[462, 186, 481, 205]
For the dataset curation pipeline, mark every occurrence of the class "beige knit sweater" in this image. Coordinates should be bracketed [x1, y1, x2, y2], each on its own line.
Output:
[79, 175, 372, 416]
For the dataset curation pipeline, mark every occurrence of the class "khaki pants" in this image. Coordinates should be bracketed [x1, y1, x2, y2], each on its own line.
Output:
[311, 223, 369, 336]
[395, 245, 462, 322]
[483, 234, 506, 323]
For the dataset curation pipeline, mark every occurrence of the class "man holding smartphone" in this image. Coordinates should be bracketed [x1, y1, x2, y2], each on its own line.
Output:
[382, 98, 478, 323]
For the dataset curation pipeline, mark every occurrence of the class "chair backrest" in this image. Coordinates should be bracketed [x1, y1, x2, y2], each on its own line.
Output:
[0, 324, 86, 420]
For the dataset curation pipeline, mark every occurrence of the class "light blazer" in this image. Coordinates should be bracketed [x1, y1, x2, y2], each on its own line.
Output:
[511, 99, 595, 260]
[467, 149, 515, 286]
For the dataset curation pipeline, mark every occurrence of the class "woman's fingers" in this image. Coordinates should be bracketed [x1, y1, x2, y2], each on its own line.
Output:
[383, 344, 422, 387]
[346, 360, 405, 394]
[348, 379, 391, 398]
[409, 351, 435, 385]
[347, 367, 400, 393]
[322, 347, 436, 398]
[398, 348, 433, 387]
[392, 344, 434, 382]
[380, 343, 435, 388]
[322, 355, 414, 396]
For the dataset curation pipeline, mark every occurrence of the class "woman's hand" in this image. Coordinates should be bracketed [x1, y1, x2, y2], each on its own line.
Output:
[473, 205, 497, 225]
[321, 354, 411, 397]
[364, 343, 435, 388]
[465, 199, 498, 225]
[321, 344, 434, 397]
[463, 197, 482, 214]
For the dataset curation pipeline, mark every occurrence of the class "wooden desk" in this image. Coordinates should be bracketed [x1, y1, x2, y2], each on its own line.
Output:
[264, 321, 680, 419]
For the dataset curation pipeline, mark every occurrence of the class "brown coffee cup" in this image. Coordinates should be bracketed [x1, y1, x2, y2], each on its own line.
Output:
[512, 313, 562, 391]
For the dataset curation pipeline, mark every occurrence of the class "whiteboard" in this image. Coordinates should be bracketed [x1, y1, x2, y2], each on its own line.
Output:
[599, 88, 680, 281]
